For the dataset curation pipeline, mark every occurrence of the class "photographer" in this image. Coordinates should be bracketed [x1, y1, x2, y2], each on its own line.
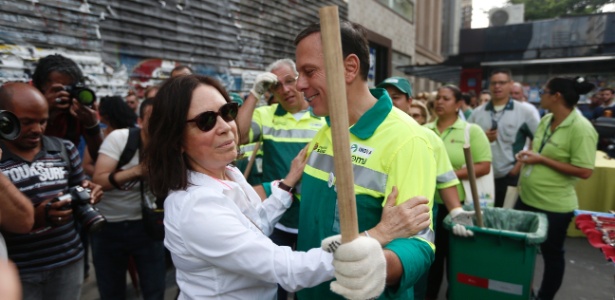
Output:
[0, 82, 102, 300]
[32, 54, 103, 161]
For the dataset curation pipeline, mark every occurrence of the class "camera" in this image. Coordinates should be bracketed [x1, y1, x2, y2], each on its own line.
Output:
[64, 83, 96, 107]
[0, 110, 20, 140]
[56, 186, 106, 232]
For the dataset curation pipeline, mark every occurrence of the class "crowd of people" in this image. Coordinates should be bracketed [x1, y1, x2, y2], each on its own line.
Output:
[0, 20, 607, 300]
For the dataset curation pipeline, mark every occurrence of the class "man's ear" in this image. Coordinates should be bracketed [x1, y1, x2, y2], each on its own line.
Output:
[343, 54, 360, 83]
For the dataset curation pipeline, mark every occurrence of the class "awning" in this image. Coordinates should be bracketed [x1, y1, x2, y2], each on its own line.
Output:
[481, 55, 615, 66]
[396, 64, 462, 84]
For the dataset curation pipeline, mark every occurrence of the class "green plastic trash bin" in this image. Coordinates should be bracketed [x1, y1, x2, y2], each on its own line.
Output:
[443, 207, 548, 300]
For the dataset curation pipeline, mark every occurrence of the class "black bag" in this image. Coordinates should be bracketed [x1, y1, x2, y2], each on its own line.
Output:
[140, 180, 165, 241]
[118, 128, 165, 241]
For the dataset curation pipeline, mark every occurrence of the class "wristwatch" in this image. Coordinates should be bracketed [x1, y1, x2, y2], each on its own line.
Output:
[278, 181, 294, 193]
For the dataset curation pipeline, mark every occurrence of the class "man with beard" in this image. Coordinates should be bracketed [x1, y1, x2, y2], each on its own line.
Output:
[0, 82, 102, 300]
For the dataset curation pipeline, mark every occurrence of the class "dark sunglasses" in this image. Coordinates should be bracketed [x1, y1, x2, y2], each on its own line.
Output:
[186, 102, 239, 132]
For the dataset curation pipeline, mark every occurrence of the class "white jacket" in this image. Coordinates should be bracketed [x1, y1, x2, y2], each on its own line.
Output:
[164, 166, 334, 300]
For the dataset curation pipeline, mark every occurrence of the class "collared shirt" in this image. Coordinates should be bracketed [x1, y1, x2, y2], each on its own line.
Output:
[164, 167, 334, 300]
[298, 89, 436, 299]
[468, 99, 539, 178]
[420, 127, 459, 193]
[250, 104, 326, 231]
[0, 136, 85, 273]
[519, 112, 598, 212]
[425, 118, 492, 203]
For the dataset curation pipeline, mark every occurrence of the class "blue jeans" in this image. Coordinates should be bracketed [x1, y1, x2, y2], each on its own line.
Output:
[90, 220, 166, 300]
[20, 258, 84, 300]
[515, 199, 573, 300]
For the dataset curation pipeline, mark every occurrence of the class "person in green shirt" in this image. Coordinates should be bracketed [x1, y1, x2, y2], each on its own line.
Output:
[515, 77, 597, 300]
[424, 84, 492, 300]
[294, 21, 437, 300]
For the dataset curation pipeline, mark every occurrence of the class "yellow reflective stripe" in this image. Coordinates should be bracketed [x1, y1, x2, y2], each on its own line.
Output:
[307, 151, 387, 194]
[262, 126, 319, 140]
[250, 121, 262, 141]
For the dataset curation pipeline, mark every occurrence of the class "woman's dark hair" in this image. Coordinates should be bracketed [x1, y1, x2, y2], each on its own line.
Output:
[438, 84, 463, 102]
[98, 96, 137, 130]
[144, 75, 231, 199]
[32, 54, 84, 91]
[547, 77, 595, 108]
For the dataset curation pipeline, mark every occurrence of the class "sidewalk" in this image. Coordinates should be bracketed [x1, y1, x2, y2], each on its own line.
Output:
[80, 237, 613, 300]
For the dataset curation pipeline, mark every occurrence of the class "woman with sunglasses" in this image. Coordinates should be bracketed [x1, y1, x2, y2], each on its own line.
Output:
[424, 84, 492, 300]
[514, 77, 597, 300]
[143, 75, 430, 299]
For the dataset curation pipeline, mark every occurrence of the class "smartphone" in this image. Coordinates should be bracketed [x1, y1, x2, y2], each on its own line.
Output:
[491, 120, 498, 130]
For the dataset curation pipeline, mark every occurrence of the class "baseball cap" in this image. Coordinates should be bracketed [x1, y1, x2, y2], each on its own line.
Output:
[376, 77, 413, 97]
[230, 92, 244, 107]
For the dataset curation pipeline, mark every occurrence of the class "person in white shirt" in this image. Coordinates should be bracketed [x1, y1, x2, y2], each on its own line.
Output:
[143, 75, 431, 300]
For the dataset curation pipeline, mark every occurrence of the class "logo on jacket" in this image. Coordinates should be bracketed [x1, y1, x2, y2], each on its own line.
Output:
[350, 143, 374, 158]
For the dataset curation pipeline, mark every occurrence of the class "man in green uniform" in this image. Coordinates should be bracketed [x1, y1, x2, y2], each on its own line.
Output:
[235, 58, 326, 299]
[294, 21, 437, 299]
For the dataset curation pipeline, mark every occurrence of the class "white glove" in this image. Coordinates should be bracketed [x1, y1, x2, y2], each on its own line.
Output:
[449, 207, 475, 226]
[250, 72, 278, 98]
[321, 235, 386, 300]
[449, 207, 475, 237]
[452, 223, 474, 237]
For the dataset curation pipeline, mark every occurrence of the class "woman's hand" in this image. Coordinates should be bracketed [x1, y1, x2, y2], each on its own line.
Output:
[368, 187, 431, 246]
[516, 150, 543, 165]
[282, 146, 308, 187]
[81, 180, 103, 205]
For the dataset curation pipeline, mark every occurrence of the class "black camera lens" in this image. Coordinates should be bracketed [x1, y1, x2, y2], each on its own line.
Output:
[75, 88, 96, 106]
[73, 204, 106, 233]
[0, 110, 21, 140]
[65, 84, 96, 107]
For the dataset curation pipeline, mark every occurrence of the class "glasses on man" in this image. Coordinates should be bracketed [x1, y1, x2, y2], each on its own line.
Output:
[186, 102, 239, 132]
[272, 75, 298, 90]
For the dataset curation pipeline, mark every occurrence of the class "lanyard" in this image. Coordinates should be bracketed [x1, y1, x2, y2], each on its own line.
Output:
[490, 99, 510, 126]
[440, 127, 454, 141]
[538, 119, 557, 154]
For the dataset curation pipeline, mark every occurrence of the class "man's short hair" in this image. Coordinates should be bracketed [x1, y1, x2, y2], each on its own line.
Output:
[461, 93, 472, 105]
[294, 21, 370, 80]
[600, 87, 614, 94]
[265, 58, 298, 76]
[490, 68, 512, 80]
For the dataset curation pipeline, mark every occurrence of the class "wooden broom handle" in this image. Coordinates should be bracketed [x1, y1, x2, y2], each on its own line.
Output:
[319, 6, 359, 243]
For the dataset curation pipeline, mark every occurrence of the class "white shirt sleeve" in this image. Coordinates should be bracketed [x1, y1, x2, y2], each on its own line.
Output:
[171, 187, 334, 292]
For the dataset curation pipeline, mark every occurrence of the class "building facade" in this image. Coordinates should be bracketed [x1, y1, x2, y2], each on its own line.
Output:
[0, 0, 347, 96]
